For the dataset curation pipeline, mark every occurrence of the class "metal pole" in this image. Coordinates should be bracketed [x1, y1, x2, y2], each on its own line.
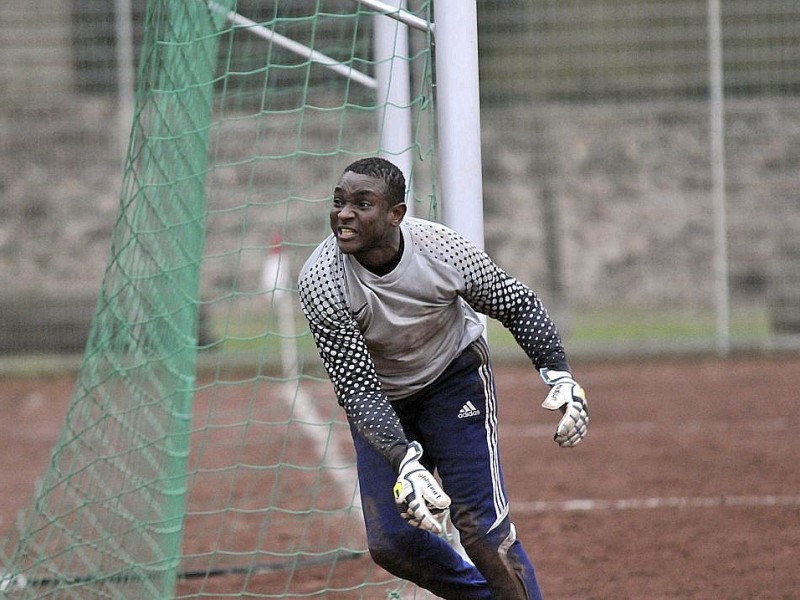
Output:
[209, 2, 377, 89]
[432, 0, 484, 250]
[358, 0, 432, 34]
[374, 0, 414, 213]
[115, 0, 135, 162]
[707, 0, 730, 355]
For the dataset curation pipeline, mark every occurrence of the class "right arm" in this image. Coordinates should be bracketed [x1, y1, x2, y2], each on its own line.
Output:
[299, 295, 451, 531]
[297, 269, 409, 470]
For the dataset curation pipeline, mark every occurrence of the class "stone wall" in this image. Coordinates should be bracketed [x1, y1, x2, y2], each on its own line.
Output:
[2, 96, 799, 350]
[0, 1, 75, 105]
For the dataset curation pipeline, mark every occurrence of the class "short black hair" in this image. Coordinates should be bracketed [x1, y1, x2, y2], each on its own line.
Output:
[342, 157, 406, 206]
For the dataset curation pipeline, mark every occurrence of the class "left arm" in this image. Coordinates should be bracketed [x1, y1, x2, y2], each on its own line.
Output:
[449, 229, 590, 447]
[450, 233, 569, 372]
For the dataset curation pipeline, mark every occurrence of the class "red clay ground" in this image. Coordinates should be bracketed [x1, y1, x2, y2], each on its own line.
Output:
[1, 353, 798, 599]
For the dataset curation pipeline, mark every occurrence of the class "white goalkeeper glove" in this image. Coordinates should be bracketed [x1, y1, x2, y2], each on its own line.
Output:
[540, 368, 589, 447]
[393, 441, 451, 533]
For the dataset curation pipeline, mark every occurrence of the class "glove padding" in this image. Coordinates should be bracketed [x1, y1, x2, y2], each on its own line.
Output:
[393, 442, 451, 533]
[540, 368, 589, 447]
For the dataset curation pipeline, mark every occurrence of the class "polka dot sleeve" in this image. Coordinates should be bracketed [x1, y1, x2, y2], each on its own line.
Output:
[297, 240, 408, 469]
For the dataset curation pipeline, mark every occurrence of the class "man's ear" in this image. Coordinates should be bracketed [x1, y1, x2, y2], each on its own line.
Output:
[390, 202, 407, 226]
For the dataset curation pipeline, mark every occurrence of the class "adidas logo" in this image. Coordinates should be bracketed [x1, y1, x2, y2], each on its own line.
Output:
[458, 401, 481, 419]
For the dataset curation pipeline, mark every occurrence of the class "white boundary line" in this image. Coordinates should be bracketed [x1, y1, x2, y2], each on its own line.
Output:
[501, 417, 789, 438]
[260, 251, 368, 560]
[503, 420, 797, 514]
[514, 494, 800, 513]
[262, 251, 360, 506]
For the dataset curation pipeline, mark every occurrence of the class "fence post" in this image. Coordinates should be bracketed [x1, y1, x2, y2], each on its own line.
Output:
[707, 0, 730, 355]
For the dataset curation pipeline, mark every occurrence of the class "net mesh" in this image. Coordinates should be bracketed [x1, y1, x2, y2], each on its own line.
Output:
[0, 1, 437, 598]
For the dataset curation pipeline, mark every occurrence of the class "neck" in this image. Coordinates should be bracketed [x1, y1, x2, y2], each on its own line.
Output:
[365, 231, 404, 276]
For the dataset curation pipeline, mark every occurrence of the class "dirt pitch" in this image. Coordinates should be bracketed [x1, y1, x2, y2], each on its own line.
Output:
[1, 353, 798, 599]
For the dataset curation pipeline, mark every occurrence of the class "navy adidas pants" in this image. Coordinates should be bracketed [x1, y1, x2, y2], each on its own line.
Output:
[351, 338, 544, 599]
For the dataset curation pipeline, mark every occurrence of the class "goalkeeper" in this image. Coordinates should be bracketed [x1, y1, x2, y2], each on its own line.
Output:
[298, 157, 589, 599]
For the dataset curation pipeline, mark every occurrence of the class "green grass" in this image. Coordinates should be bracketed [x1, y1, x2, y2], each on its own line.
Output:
[207, 304, 776, 369]
[487, 305, 773, 353]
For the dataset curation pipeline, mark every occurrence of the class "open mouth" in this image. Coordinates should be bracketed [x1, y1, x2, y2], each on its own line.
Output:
[337, 227, 357, 240]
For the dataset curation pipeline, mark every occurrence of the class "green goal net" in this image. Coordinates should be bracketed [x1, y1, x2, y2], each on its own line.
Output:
[0, 1, 438, 598]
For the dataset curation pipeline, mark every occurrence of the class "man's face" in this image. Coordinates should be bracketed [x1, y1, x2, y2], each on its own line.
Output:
[330, 171, 404, 267]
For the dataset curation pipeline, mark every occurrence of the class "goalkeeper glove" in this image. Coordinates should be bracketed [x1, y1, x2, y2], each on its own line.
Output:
[393, 441, 451, 533]
[540, 368, 589, 447]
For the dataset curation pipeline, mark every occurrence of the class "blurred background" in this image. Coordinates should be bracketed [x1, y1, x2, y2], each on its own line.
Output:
[1, 0, 799, 367]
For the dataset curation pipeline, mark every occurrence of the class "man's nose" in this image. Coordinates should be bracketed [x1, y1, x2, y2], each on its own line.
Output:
[338, 203, 355, 218]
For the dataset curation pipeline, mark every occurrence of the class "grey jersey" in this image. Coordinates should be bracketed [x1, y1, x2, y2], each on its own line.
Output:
[298, 217, 568, 466]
